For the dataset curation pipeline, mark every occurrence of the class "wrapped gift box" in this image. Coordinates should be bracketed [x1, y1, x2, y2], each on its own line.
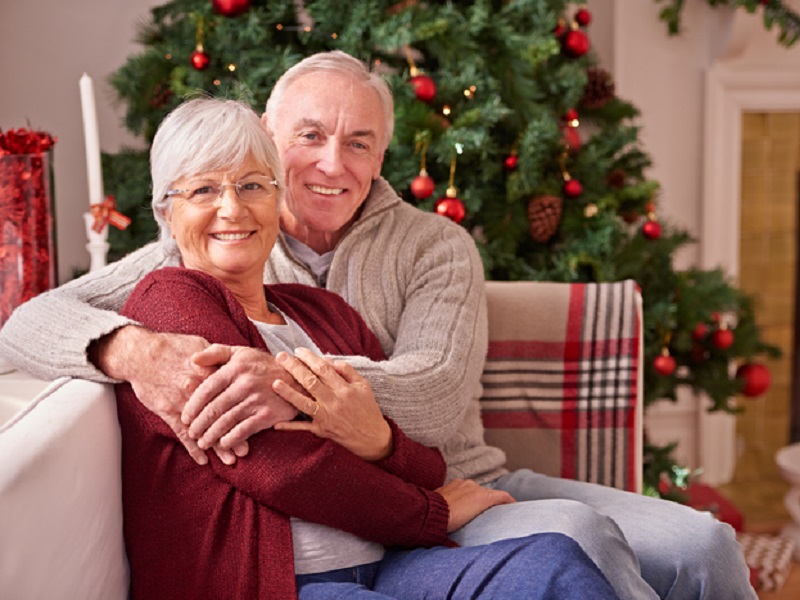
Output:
[737, 532, 796, 593]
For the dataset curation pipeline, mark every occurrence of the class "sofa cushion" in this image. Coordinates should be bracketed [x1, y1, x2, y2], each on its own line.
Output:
[0, 378, 128, 600]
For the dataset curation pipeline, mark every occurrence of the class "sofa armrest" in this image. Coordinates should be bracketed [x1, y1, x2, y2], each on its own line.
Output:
[480, 280, 643, 493]
[0, 378, 128, 599]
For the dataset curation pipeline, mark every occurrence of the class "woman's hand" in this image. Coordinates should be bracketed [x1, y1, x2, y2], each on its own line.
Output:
[273, 347, 393, 462]
[437, 479, 516, 532]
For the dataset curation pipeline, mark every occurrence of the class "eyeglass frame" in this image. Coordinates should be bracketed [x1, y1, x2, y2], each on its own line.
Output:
[165, 175, 280, 205]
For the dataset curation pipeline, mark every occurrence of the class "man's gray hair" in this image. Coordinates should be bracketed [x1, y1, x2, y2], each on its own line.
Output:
[150, 97, 284, 256]
[265, 50, 395, 150]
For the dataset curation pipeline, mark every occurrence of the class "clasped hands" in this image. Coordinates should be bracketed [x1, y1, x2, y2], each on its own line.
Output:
[130, 331, 392, 465]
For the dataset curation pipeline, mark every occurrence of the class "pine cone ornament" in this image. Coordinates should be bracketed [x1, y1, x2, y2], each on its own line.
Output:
[580, 67, 615, 109]
[527, 195, 563, 243]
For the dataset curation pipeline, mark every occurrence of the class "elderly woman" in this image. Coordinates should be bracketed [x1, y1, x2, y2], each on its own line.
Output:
[115, 97, 620, 599]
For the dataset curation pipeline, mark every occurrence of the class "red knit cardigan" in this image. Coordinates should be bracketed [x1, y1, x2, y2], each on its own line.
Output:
[116, 267, 450, 600]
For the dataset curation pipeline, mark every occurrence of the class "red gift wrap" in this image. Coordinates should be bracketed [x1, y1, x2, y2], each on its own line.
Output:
[0, 128, 58, 327]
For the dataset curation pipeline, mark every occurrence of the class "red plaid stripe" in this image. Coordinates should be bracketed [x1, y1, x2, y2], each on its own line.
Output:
[480, 280, 642, 492]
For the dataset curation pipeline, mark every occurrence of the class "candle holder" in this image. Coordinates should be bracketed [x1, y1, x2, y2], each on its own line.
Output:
[83, 212, 109, 272]
[0, 150, 57, 329]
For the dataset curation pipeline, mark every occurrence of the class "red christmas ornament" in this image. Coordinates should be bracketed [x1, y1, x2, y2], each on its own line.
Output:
[554, 19, 567, 38]
[711, 327, 734, 350]
[691, 323, 708, 342]
[563, 178, 583, 198]
[410, 74, 436, 103]
[191, 48, 210, 70]
[562, 29, 590, 57]
[642, 219, 662, 240]
[562, 125, 582, 152]
[410, 172, 435, 200]
[575, 7, 592, 27]
[563, 108, 579, 124]
[435, 196, 466, 224]
[503, 154, 519, 171]
[211, 0, 251, 17]
[736, 362, 771, 397]
[653, 350, 677, 376]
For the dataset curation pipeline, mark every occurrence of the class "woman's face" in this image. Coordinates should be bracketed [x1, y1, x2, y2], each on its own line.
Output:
[165, 154, 280, 287]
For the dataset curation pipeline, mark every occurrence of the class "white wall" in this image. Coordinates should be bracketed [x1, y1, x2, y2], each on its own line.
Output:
[0, 0, 158, 282]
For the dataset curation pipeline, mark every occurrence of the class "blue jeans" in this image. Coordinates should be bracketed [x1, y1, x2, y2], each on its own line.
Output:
[447, 469, 756, 600]
[296, 533, 620, 599]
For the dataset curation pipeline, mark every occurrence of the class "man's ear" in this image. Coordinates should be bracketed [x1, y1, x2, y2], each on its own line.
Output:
[261, 112, 275, 139]
[372, 149, 386, 180]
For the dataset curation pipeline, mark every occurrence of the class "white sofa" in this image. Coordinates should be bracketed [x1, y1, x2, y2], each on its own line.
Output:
[0, 280, 643, 599]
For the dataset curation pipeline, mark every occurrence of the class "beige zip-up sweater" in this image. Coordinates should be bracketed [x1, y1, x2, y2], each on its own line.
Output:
[0, 177, 506, 483]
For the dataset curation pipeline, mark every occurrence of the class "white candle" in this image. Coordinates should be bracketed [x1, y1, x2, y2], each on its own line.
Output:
[79, 73, 104, 206]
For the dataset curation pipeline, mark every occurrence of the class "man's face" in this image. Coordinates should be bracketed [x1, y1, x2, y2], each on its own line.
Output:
[267, 71, 387, 252]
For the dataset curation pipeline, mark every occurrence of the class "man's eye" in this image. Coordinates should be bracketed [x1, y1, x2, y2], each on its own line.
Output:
[299, 132, 319, 142]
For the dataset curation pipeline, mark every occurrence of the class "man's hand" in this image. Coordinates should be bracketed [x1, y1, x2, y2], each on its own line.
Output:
[89, 325, 217, 464]
[437, 479, 515, 533]
[182, 345, 301, 452]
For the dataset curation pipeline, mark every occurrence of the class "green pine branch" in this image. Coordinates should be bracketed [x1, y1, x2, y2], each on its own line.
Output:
[655, 0, 800, 46]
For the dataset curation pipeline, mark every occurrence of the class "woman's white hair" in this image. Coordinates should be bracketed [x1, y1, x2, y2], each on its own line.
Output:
[150, 97, 284, 256]
[264, 50, 394, 150]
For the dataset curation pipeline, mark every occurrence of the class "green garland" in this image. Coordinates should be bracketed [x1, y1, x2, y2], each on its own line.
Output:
[656, 0, 800, 46]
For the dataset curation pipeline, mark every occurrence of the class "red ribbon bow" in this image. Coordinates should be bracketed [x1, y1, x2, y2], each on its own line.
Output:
[90, 194, 131, 233]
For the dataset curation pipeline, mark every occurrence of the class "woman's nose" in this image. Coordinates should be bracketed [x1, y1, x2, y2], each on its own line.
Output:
[217, 186, 245, 218]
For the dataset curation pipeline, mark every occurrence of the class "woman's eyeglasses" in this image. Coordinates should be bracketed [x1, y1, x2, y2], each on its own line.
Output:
[166, 175, 279, 205]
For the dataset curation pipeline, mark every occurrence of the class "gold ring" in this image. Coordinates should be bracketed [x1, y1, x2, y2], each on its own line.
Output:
[309, 402, 320, 418]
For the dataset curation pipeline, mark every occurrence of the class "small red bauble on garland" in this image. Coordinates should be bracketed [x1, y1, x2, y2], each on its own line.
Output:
[191, 48, 211, 70]
[563, 178, 583, 198]
[711, 326, 734, 350]
[410, 171, 435, 200]
[653, 349, 677, 376]
[575, 6, 592, 27]
[410, 74, 436, 103]
[691, 322, 708, 342]
[435, 193, 466, 224]
[736, 362, 771, 397]
[642, 217, 662, 240]
[562, 29, 590, 58]
[211, 0, 250, 17]
[504, 153, 519, 171]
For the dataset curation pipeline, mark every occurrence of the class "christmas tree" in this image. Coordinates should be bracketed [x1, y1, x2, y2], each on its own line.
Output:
[102, 0, 780, 497]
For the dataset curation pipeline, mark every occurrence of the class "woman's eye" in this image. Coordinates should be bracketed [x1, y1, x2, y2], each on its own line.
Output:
[241, 181, 263, 191]
[193, 185, 216, 196]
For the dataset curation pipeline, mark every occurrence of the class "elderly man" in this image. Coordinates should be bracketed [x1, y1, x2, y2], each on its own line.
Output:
[0, 51, 754, 600]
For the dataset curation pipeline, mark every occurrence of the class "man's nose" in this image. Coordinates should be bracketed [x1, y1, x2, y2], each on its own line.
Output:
[315, 142, 345, 177]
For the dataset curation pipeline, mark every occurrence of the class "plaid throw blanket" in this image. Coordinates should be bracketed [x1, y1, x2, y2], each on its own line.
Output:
[480, 280, 642, 492]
